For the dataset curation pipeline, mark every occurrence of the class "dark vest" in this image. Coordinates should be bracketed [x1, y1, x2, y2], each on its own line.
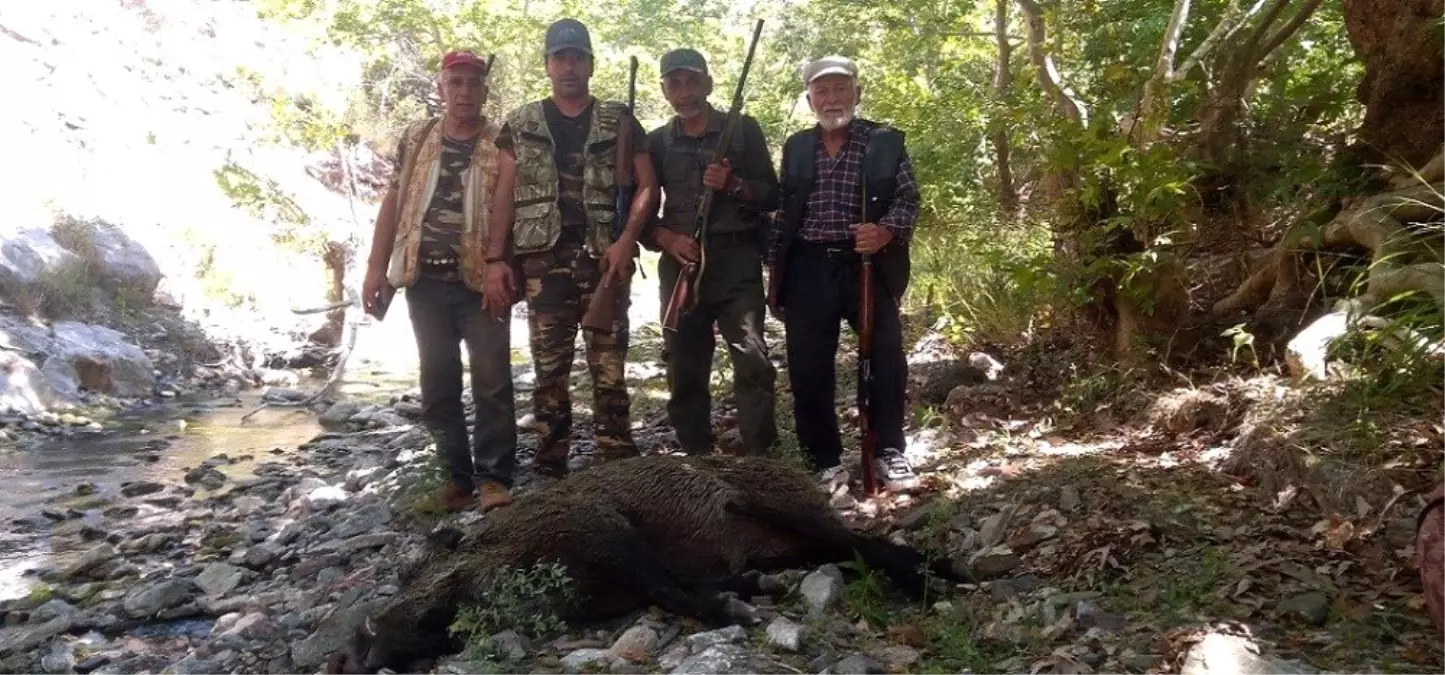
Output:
[774, 120, 911, 306]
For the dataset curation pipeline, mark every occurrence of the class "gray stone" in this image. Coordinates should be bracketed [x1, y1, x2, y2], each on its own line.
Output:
[0, 352, 62, 415]
[40, 321, 156, 398]
[800, 565, 844, 617]
[829, 654, 887, 674]
[63, 542, 119, 578]
[289, 597, 389, 669]
[670, 644, 758, 674]
[763, 616, 805, 652]
[1179, 632, 1306, 675]
[330, 503, 392, 539]
[561, 648, 613, 673]
[0, 615, 72, 657]
[1277, 592, 1330, 626]
[318, 401, 362, 429]
[609, 625, 658, 662]
[195, 563, 248, 597]
[123, 579, 195, 618]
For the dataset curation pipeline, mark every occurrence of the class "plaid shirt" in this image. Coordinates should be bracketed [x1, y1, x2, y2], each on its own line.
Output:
[769, 119, 919, 265]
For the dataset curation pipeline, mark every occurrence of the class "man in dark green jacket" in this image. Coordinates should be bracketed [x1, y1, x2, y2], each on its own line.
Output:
[643, 48, 780, 456]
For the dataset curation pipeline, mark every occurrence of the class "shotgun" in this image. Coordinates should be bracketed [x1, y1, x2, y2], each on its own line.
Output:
[581, 55, 640, 336]
[857, 181, 879, 497]
[661, 18, 765, 333]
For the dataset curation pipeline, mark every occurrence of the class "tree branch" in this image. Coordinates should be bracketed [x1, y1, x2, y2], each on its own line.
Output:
[1257, 0, 1325, 59]
[1172, 0, 1247, 82]
[1017, 0, 1087, 126]
[1244, 0, 1293, 53]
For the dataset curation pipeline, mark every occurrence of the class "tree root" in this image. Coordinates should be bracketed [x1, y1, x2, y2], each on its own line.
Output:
[1211, 174, 1443, 380]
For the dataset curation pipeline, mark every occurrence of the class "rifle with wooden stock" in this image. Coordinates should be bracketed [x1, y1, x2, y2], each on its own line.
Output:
[857, 181, 880, 497]
[661, 19, 765, 333]
[581, 55, 640, 336]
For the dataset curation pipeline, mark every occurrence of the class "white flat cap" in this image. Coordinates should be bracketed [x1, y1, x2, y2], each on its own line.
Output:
[801, 55, 858, 84]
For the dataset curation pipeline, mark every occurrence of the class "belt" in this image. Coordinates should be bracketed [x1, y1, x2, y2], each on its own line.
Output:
[794, 241, 860, 263]
[706, 230, 757, 249]
[420, 256, 459, 267]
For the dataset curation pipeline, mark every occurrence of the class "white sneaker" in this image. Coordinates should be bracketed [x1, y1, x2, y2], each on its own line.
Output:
[817, 466, 849, 492]
[875, 451, 920, 492]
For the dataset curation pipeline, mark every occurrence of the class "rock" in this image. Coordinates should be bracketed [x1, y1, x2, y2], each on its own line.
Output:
[195, 563, 248, 597]
[184, 466, 227, 490]
[74, 654, 111, 674]
[561, 648, 613, 673]
[1179, 631, 1306, 675]
[305, 484, 349, 508]
[970, 549, 1022, 579]
[0, 228, 83, 303]
[120, 481, 165, 497]
[0, 351, 62, 415]
[876, 645, 920, 669]
[237, 543, 281, 569]
[122, 579, 195, 618]
[52, 217, 163, 300]
[800, 565, 844, 617]
[330, 503, 392, 539]
[609, 625, 658, 662]
[40, 321, 156, 398]
[290, 597, 389, 669]
[29, 598, 77, 623]
[318, 401, 362, 429]
[684, 625, 746, 651]
[1059, 485, 1081, 512]
[1277, 592, 1330, 626]
[670, 644, 758, 674]
[63, 542, 119, 578]
[0, 615, 72, 657]
[967, 351, 1005, 380]
[764, 616, 805, 652]
[828, 654, 887, 674]
[39, 641, 75, 674]
[218, 613, 283, 640]
[486, 629, 530, 662]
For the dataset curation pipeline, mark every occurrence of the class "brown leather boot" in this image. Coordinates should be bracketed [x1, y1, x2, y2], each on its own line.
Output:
[476, 480, 513, 512]
[437, 482, 474, 512]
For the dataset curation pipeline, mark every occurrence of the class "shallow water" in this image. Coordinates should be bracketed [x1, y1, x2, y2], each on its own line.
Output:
[0, 390, 329, 602]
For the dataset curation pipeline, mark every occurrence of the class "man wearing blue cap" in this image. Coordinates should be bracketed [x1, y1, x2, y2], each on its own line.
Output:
[643, 48, 780, 457]
[768, 55, 922, 493]
[483, 18, 658, 482]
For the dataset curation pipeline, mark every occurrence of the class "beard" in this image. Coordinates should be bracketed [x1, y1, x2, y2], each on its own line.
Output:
[675, 103, 704, 119]
[816, 108, 854, 131]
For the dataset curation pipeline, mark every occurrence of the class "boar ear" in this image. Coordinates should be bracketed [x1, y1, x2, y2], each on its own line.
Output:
[427, 526, 464, 551]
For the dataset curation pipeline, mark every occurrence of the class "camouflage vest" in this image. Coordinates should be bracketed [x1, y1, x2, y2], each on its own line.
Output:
[503, 98, 624, 257]
[387, 116, 502, 292]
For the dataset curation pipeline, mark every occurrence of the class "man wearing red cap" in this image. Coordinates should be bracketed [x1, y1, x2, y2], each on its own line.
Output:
[361, 49, 519, 513]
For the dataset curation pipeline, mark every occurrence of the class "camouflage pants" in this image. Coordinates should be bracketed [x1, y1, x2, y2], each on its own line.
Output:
[520, 235, 638, 473]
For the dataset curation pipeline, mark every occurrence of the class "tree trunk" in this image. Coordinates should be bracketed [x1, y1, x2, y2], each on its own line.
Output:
[1341, 0, 1445, 169]
[992, 0, 1017, 214]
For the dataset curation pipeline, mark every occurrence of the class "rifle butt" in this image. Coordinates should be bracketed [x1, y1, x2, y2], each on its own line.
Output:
[580, 285, 617, 336]
[661, 264, 695, 333]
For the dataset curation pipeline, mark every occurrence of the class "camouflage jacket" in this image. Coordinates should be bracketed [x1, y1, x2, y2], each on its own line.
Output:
[501, 98, 625, 257]
[387, 116, 503, 293]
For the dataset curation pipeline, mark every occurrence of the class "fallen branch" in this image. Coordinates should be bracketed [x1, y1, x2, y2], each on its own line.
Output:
[292, 300, 353, 315]
[240, 295, 361, 423]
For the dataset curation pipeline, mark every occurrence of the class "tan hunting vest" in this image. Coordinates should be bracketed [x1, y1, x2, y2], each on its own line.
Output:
[386, 116, 502, 292]
[502, 98, 625, 257]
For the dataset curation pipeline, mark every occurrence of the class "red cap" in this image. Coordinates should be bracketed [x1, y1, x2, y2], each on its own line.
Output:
[441, 50, 489, 74]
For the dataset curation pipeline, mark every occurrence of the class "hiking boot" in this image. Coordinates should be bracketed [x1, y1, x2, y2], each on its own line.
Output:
[437, 482, 474, 512]
[875, 451, 921, 493]
[476, 480, 513, 512]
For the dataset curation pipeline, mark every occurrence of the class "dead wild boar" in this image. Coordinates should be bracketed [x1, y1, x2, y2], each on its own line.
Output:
[326, 454, 970, 673]
[1417, 483, 1443, 632]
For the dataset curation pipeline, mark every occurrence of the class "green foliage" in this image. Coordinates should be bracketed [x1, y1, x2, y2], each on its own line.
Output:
[837, 553, 891, 629]
[448, 561, 578, 658]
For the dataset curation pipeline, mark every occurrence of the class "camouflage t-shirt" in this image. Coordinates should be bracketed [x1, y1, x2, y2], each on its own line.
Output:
[390, 131, 479, 261]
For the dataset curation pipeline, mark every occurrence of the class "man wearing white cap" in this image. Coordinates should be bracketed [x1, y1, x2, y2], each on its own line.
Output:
[767, 55, 921, 492]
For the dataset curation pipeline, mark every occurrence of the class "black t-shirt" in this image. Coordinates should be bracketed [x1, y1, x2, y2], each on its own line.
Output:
[498, 99, 647, 230]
